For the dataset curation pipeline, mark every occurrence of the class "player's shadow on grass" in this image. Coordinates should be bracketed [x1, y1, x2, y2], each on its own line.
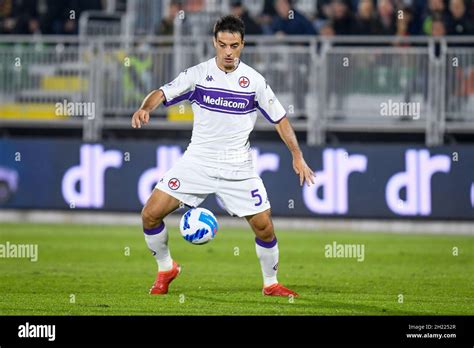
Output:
[189, 285, 429, 316]
[293, 285, 431, 315]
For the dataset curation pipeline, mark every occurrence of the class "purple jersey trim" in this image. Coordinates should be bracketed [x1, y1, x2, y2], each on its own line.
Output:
[162, 90, 194, 106]
[190, 101, 257, 115]
[189, 86, 256, 114]
[255, 102, 286, 124]
[255, 237, 278, 248]
[195, 84, 256, 96]
[144, 222, 165, 235]
[274, 114, 287, 123]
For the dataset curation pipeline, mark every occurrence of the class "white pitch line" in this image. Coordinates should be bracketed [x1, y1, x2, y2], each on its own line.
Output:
[0, 210, 473, 235]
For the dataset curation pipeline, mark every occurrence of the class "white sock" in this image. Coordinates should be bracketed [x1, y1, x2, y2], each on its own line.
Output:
[255, 237, 279, 287]
[144, 222, 173, 272]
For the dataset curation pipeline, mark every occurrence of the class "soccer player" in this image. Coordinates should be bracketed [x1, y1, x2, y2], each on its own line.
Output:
[131, 15, 315, 297]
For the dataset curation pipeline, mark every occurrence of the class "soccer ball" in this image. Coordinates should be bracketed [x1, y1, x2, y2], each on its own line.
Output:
[179, 208, 218, 245]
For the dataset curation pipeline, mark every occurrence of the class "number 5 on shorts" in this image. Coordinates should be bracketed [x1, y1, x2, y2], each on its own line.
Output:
[251, 189, 262, 206]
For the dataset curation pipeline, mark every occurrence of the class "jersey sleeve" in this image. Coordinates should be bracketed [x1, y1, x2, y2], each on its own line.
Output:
[254, 77, 286, 124]
[159, 66, 198, 106]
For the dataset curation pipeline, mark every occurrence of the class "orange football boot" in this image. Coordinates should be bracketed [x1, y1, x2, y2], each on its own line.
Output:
[149, 261, 181, 295]
[263, 283, 299, 297]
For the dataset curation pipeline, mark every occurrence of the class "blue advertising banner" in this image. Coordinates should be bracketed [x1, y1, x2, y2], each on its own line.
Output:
[0, 138, 472, 219]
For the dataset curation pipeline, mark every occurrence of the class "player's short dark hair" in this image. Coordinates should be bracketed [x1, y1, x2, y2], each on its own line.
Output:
[213, 15, 245, 40]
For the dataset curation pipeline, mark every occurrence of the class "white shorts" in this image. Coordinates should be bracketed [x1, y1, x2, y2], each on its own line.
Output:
[155, 154, 271, 217]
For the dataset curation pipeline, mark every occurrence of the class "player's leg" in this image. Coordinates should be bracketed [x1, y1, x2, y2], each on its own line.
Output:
[217, 170, 298, 297]
[142, 187, 181, 229]
[142, 188, 182, 295]
[245, 209, 298, 297]
[245, 208, 278, 284]
[142, 188, 180, 271]
[144, 156, 213, 294]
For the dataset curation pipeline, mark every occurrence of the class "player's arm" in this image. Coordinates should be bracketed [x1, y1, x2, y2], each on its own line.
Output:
[132, 65, 197, 128]
[131, 89, 165, 128]
[275, 117, 315, 187]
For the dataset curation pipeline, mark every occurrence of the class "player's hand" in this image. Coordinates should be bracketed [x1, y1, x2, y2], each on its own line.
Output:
[131, 109, 150, 128]
[293, 155, 315, 187]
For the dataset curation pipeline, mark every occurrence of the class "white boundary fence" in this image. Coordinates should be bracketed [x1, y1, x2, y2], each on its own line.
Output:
[0, 35, 473, 145]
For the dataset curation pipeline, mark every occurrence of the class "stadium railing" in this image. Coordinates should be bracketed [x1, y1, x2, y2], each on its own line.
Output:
[0, 35, 473, 144]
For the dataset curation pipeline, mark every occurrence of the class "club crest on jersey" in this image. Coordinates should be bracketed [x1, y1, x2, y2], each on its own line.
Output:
[239, 76, 250, 88]
[168, 178, 180, 190]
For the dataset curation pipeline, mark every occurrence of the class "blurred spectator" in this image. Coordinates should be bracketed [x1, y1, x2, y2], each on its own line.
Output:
[409, 0, 427, 35]
[157, 0, 183, 35]
[0, 0, 44, 34]
[330, 0, 356, 35]
[60, 0, 103, 35]
[271, 0, 316, 35]
[354, 0, 382, 35]
[230, 0, 262, 35]
[0, 0, 103, 35]
[316, 0, 332, 20]
[259, 0, 277, 35]
[446, 0, 473, 35]
[42, 1, 65, 34]
[2, 0, 474, 38]
[394, 6, 413, 44]
[0, 0, 17, 34]
[270, 0, 315, 119]
[422, 0, 449, 35]
[430, 14, 451, 62]
[319, 22, 336, 36]
[377, 0, 396, 35]
[14, 0, 65, 35]
[431, 14, 447, 36]
[313, 0, 333, 32]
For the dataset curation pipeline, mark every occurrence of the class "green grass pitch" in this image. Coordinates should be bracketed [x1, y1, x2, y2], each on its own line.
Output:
[0, 222, 472, 315]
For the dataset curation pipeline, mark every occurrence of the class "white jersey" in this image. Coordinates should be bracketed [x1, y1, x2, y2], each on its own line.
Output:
[159, 57, 286, 167]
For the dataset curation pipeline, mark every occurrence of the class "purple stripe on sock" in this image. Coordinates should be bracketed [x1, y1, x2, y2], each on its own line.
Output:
[255, 237, 277, 248]
[144, 222, 165, 235]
